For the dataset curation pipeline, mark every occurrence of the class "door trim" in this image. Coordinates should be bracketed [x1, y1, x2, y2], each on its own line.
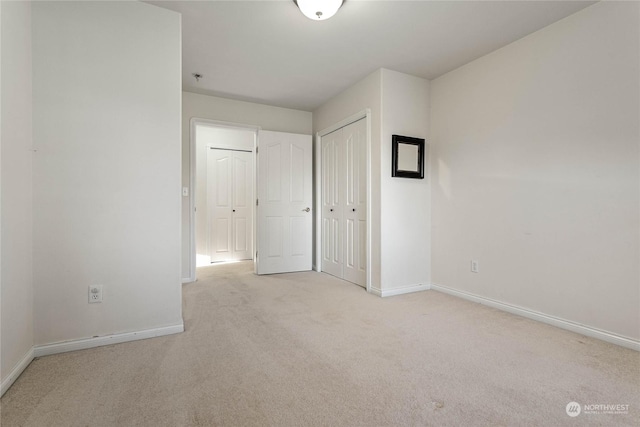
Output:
[315, 109, 372, 293]
[188, 118, 260, 283]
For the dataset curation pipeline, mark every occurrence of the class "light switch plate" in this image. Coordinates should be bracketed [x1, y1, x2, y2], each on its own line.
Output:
[471, 260, 479, 273]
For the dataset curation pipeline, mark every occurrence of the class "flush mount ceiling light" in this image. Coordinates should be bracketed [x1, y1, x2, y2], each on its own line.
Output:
[294, 0, 344, 21]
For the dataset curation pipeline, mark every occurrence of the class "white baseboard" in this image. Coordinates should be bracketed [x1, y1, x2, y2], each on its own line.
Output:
[370, 283, 430, 298]
[34, 322, 184, 357]
[430, 283, 639, 351]
[369, 287, 382, 296]
[1, 347, 34, 397]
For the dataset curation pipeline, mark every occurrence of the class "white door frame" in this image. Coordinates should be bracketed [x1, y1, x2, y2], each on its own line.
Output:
[188, 118, 260, 282]
[315, 109, 372, 293]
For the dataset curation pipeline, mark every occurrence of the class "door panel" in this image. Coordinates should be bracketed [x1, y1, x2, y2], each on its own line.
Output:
[346, 218, 355, 268]
[216, 157, 230, 206]
[215, 218, 230, 253]
[234, 218, 247, 251]
[233, 156, 249, 208]
[266, 216, 283, 257]
[231, 151, 253, 260]
[321, 129, 343, 278]
[267, 143, 282, 202]
[207, 148, 253, 262]
[208, 150, 232, 262]
[257, 131, 312, 274]
[290, 144, 305, 202]
[343, 119, 366, 286]
[359, 219, 367, 272]
[290, 216, 307, 256]
[321, 118, 366, 287]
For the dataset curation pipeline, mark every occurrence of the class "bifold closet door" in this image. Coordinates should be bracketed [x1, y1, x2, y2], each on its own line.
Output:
[321, 118, 366, 287]
[342, 119, 366, 286]
[321, 128, 343, 279]
[207, 148, 253, 262]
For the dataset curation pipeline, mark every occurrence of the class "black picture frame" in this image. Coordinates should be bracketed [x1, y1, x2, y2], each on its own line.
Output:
[392, 135, 425, 179]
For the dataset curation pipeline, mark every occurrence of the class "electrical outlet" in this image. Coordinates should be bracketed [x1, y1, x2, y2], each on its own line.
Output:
[89, 285, 103, 303]
[471, 260, 479, 273]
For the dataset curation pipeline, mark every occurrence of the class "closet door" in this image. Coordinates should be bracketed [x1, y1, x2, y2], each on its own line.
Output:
[321, 128, 343, 278]
[342, 119, 366, 287]
[231, 151, 253, 260]
[321, 118, 366, 288]
[207, 148, 253, 262]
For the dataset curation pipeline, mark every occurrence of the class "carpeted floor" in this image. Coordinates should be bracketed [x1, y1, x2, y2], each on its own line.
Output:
[1, 261, 638, 426]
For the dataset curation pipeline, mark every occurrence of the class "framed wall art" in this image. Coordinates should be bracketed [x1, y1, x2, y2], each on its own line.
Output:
[391, 134, 425, 179]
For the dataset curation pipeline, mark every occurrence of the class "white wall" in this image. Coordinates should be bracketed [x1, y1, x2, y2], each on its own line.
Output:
[1, 0, 34, 386]
[430, 1, 639, 340]
[182, 92, 312, 279]
[313, 69, 382, 289]
[380, 69, 430, 291]
[32, 1, 183, 345]
[195, 126, 255, 264]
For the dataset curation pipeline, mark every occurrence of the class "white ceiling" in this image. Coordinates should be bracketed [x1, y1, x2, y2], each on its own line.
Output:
[149, 0, 596, 112]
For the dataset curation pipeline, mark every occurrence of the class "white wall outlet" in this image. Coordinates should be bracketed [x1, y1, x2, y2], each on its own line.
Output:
[89, 285, 103, 303]
[471, 260, 479, 273]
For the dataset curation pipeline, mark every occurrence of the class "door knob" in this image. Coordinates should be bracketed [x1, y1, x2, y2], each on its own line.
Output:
[303, 207, 310, 212]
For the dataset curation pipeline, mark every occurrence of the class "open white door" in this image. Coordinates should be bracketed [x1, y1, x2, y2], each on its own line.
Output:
[257, 131, 312, 274]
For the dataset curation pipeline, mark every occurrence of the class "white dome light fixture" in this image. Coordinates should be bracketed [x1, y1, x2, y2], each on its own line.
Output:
[295, 0, 344, 21]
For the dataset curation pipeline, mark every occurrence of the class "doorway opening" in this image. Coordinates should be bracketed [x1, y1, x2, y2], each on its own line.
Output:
[190, 120, 258, 275]
[187, 119, 314, 282]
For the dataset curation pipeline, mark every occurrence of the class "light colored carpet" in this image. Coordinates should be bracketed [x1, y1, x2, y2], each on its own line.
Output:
[1, 261, 638, 426]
